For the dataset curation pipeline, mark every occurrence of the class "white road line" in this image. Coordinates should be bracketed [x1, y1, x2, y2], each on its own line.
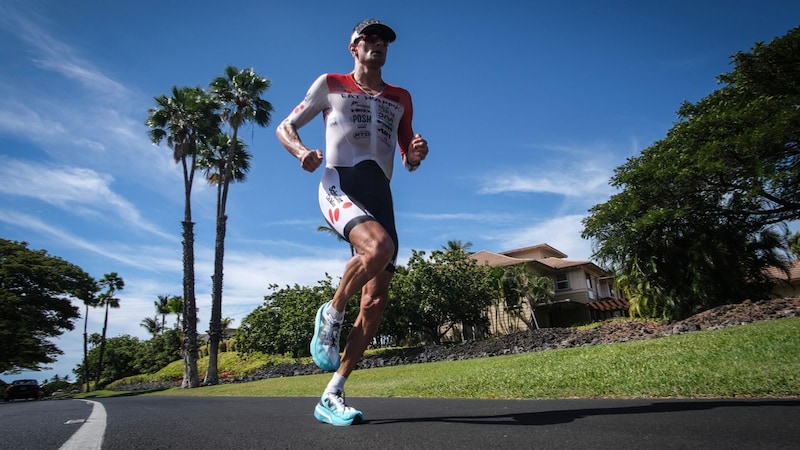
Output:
[59, 400, 106, 450]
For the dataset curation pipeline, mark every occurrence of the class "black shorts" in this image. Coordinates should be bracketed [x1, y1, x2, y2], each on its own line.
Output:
[318, 160, 398, 271]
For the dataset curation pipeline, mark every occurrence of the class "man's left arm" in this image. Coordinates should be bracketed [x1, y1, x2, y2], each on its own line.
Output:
[401, 133, 428, 171]
[398, 92, 428, 171]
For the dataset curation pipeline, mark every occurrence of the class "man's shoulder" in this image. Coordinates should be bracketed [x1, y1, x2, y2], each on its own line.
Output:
[325, 73, 350, 80]
[383, 83, 412, 104]
[324, 73, 353, 85]
[322, 73, 358, 93]
[384, 81, 409, 93]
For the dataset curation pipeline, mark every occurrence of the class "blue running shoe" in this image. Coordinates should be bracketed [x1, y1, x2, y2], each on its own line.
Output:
[314, 391, 362, 426]
[310, 301, 341, 371]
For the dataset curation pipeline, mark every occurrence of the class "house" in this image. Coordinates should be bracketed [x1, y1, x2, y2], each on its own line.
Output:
[766, 259, 800, 298]
[471, 243, 628, 332]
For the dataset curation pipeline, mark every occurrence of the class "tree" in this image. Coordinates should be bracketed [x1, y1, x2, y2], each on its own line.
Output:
[81, 285, 101, 392]
[524, 274, 554, 329]
[140, 316, 161, 338]
[198, 132, 251, 383]
[318, 225, 354, 256]
[154, 295, 171, 332]
[442, 240, 473, 254]
[398, 247, 495, 343]
[237, 278, 339, 357]
[0, 239, 97, 373]
[496, 265, 527, 331]
[789, 232, 800, 259]
[95, 272, 123, 389]
[146, 85, 220, 388]
[135, 328, 182, 374]
[167, 295, 183, 330]
[204, 66, 273, 385]
[582, 26, 800, 319]
[75, 334, 146, 386]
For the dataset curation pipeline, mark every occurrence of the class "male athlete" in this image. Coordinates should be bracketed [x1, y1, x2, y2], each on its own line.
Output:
[276, 18, 429, 426]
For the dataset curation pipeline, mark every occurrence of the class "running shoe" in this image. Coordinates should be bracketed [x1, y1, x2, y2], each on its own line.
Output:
[310, 301, 341, 371]
[314, 391, 363, 426]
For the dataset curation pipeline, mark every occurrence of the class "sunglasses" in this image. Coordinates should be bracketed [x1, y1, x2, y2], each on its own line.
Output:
[356, 34, 389, 45]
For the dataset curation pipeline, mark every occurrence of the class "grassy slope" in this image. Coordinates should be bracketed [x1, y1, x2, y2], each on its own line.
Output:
[128, 317, 800, 400]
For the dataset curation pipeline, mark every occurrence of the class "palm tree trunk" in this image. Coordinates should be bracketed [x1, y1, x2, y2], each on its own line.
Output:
[205, 213, 227, 385]
[181, 219, 200, 388]
[95, 303, 109, 388]
[83, 304, 90, 392]
[180, 156, 200, 389]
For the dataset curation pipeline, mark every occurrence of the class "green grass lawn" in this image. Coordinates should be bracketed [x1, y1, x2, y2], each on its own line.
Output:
[90, 317, 800, 400]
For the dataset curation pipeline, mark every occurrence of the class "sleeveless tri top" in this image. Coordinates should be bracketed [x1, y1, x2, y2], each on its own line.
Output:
[286, 73, 414, 180]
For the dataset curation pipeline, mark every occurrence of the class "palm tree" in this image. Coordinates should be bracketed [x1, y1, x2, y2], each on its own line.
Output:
[167, 296, 184, 330]
[154, 295, 171, 333]
[140, 316, 161, 338]
[95, 272, 124, 389]
[317, 225, 354, 256]
[442, 240, 474, 255]
[81, 282, 100, 393]
[199, 133, 251, 385]
[146, 85, 219, 389]
[526, 275, 554, 330]
[203, 66, 272, 385]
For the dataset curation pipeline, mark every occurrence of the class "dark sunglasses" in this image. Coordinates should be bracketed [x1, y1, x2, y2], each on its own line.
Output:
[356, 34, 389, 45]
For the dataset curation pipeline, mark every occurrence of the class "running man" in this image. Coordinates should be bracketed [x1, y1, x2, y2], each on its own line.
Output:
[276, 18, 429, 426]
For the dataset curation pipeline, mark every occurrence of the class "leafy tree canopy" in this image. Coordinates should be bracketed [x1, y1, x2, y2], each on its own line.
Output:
[237, 276, 339, 357]
[583, 26, 800, 319]
[0, 239, 97, 373]
[397, 246, 496, 343]
[74, 334, 146, 387]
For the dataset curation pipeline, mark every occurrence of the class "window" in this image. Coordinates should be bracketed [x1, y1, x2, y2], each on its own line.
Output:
[556, 273, 569, 290]
[585, 273, 593, 289]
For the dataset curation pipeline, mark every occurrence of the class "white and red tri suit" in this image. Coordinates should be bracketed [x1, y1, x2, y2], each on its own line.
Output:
[286, 73, 416, 269]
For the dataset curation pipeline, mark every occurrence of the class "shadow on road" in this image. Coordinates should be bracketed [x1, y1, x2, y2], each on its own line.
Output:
[365, 399, 800, 426]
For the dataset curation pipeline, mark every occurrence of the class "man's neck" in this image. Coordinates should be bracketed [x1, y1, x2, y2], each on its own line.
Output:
[352, 66, 384, 90]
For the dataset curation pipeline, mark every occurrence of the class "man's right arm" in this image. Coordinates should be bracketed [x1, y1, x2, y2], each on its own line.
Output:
[275, 74, 329, 172]
[276, 119, 323, 172]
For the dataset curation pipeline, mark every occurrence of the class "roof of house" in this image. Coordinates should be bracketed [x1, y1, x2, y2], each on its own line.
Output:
[535, 257, 593, 270]
[501, 243, 568, 259]
[765, 259, 800, 282]
[471, 247, 608, 275]
[470, 250, 529, 267]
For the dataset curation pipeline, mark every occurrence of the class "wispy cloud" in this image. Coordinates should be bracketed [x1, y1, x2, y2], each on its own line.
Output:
[404, 211, 520, 224]
[488, 214, 594, 261]
[2, 5, 128, 99]
[0, 5, 174, 183]
[0, 210, 159, 271]
[478, 162, 613, 197]
[0, 157, 173, 240]
[0, 100, 68, 143]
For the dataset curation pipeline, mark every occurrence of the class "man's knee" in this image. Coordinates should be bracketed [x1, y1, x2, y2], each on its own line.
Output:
[372, 235, 395, 264]
[358, 231, 394, 268]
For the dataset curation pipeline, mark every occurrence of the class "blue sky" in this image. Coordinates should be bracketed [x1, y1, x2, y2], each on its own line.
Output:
[2, 0, 798, 383]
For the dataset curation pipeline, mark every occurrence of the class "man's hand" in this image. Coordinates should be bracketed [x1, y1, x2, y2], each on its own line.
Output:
[300, 149, 324, 172]
[406, 134, 429, 167]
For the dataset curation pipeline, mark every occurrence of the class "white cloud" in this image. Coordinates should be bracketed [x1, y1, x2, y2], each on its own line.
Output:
[0, 100, 68, 142]
[404, 211, 520, 224]
[0, 158, 173, 240]
[477, 142, 620, 202]
[0, 210, 166, 271]
[5, 7, 128, 99]
[489, 214, 594, 261]
[478, 162, 614, 199]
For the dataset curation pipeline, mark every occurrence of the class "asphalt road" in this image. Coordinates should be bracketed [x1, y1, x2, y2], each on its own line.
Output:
[2, 396, 799, 449]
